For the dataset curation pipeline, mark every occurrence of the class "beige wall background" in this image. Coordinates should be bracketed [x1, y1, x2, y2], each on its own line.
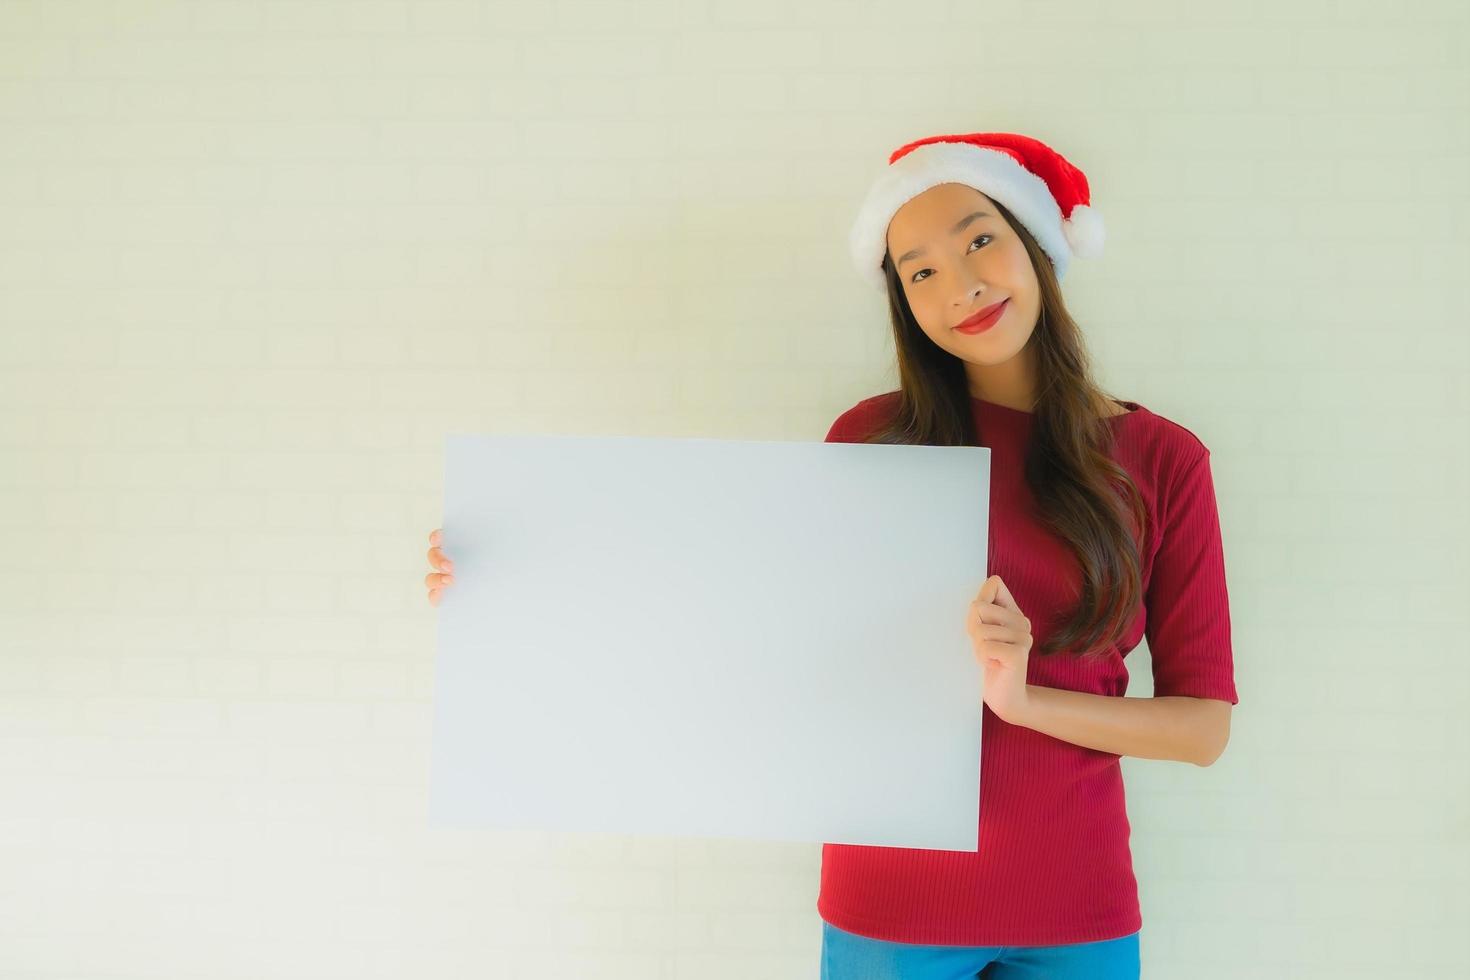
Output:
[2, 1, 1466, 977]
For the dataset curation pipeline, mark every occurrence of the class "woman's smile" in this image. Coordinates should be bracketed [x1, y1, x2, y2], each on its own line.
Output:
[953, 298, 1009, 334]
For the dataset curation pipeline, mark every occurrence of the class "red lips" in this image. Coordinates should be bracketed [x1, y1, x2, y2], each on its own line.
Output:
[954, 298, 1009, 334]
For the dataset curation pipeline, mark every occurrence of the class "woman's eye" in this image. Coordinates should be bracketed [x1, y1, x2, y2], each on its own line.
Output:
[910, 235, 992, 284]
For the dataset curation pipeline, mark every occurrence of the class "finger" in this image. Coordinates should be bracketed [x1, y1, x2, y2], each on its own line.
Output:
[430, 528, 441, 544]
[426, 546, 454, 572]
[972, 599, 1028, 631]
[424, 571, 454, 588]
[968, 609, 1024, 639]
[428, 588, 440, 606]
[972, 625, 1024, 649]
[970, 599, 1009, 627]
[977, 575, 1009, 608]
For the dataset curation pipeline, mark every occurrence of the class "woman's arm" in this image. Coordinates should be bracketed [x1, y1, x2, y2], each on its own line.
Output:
[1008, 686, 1233, 766]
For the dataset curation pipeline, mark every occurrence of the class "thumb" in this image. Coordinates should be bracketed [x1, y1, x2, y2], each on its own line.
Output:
[988, 575, 1019, 611]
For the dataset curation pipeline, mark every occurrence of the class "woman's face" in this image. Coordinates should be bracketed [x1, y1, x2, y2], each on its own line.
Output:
[885, 183, 1041, 375]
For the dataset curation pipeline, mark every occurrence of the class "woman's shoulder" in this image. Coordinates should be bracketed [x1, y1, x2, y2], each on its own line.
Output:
[1118, 401, 1213, 481]
[824, 390, 902, 442]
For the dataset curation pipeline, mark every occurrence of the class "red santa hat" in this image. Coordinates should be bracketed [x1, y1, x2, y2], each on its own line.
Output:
[848, 131, 1105, 291]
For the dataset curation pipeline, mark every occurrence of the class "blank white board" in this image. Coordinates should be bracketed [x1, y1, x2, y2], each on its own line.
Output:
[429, 431, 991, 851]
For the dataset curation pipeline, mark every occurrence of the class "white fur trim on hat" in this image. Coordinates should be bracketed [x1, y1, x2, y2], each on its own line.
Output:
[1062, 203, 1105, 259]
[848, 141, 1074, 291]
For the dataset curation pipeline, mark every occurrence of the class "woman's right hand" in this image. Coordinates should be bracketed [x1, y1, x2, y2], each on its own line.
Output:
[425, 527, 454, 606]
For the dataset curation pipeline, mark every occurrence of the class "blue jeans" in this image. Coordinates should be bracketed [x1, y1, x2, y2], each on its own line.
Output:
[821, 920, 1141, 979]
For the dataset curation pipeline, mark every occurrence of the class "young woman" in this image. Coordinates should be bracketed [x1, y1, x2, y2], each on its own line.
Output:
[423, 130, 1237, 980]
[815, 131, 1238, 979]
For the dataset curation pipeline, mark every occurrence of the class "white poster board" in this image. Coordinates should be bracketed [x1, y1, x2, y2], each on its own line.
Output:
[429, 431, 990, 851]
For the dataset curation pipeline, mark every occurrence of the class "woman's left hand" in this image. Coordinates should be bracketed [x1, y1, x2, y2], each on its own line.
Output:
[966, 575, 1033, 725]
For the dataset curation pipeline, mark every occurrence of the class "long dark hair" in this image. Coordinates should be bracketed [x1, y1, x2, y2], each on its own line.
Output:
[858, 197, 1148, 660]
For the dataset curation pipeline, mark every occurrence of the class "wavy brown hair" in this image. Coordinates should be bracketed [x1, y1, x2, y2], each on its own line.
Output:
[857, 197, 1148, 660]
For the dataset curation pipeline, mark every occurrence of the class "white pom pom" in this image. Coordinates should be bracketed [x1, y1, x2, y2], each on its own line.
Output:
[1062, 203, 1105, 259]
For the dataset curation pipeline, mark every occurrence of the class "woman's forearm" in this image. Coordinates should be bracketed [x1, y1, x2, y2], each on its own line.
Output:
[1009, 684, 1231, 766]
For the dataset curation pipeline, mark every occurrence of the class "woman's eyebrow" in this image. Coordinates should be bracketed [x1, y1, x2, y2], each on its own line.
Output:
[895, 211, 993, 269]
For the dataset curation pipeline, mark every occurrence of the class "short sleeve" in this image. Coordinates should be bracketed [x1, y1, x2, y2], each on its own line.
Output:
[1144, 449, 1239, 704]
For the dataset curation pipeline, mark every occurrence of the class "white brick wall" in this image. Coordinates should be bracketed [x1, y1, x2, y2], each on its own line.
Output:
[1, 1, 1466, 977]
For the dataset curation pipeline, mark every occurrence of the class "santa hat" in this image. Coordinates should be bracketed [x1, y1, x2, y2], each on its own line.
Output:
[848, 131, 1105, 291]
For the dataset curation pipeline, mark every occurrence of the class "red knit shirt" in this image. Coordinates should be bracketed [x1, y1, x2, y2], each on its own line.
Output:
[817, 391, 1239, 947]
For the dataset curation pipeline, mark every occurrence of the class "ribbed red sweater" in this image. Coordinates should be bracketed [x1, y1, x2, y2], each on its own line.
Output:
[817, 391, 1239, 947]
